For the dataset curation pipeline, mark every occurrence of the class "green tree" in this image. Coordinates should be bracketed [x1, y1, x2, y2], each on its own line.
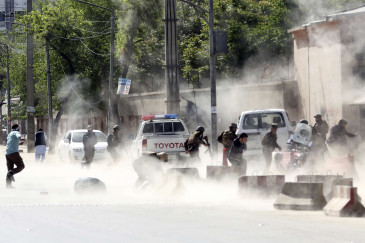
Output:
[16, 0, 119, 150]
[116, 0, 165, 92]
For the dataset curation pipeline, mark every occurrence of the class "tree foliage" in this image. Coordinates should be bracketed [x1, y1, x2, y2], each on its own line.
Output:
[1, 0, 364, 128]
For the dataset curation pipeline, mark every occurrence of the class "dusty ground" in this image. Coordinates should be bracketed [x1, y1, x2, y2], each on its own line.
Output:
[0, 145, 364, 242]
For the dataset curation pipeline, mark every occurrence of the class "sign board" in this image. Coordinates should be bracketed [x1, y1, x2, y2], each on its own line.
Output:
[214, 31, 228, 54]
[211, 106, 217, 113]
[27, 106, 35, 113]
[117, 78, 131, 95]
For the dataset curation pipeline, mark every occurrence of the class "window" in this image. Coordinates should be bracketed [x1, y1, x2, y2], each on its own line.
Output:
[164, 122, 173, 133]
[143, 121, 185, 134]
[71, 131, 107, 143]
[143, 123, 154, 133]
[261, 113, 285, 128]
[154, 123, 163, 133]
[242, 114, 259, 129]
[173, 122, 185, 132]
[72, 132, 85, 142]
[95, 132, 107, 142]
[242, 112, 286, 129]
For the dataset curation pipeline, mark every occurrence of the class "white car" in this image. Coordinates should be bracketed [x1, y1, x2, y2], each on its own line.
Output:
[58, 129, 109, 162]
[236, 109, 294, 157]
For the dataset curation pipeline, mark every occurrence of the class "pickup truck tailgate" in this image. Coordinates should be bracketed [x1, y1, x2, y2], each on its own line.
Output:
[145, 136, 187, 153]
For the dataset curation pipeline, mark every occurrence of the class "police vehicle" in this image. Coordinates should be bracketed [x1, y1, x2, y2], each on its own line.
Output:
[132, 114, 190, 158]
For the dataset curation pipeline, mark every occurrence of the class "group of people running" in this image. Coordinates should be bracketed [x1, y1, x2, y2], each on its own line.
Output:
[183, 114, 359, 175]
[4, 123, 123, 188]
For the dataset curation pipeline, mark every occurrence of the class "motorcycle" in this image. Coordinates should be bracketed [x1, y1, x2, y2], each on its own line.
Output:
[274, 123, 312, 171]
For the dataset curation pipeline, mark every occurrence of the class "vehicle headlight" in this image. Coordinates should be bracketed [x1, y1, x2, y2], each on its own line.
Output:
[73, 148, 83, 152]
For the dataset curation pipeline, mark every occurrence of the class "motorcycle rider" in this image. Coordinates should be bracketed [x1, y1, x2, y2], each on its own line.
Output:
[313, 114, 329, 141]
[262, 123, 281, 170]
[217, 123, 237, 166]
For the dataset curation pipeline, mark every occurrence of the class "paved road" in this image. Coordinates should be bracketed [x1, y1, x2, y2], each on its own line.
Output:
[0, 145, 364, 242]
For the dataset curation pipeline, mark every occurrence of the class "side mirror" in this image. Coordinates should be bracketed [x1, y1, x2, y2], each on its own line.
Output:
[290, 121, 297, 127]
[64, 139, 70, 143]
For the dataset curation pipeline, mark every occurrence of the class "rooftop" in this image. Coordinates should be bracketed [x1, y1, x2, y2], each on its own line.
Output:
[288, 5, 365, 33]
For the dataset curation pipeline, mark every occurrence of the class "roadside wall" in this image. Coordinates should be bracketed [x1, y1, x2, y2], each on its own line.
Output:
[118, 81, 299, 137]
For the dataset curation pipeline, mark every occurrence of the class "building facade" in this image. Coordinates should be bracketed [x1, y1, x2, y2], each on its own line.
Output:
[290, 6, 365, 137]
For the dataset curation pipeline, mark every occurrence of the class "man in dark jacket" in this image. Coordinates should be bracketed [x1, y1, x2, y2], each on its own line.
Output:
[184, 126, 207, 160]
[228, 133, 248, 173]
[262, 123, 282, 170]
[313, 114, 329, 141]
[107, 125, 121, 162]
[35, 128, 47, 163]
[217, 123, 237, 166]
[82, 125, 98, 168]
[327, 119, 357, 154]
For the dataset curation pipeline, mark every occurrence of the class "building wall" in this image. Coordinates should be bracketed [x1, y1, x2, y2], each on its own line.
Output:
[118, 81, 299, 137]
[293, 21, 343, 127]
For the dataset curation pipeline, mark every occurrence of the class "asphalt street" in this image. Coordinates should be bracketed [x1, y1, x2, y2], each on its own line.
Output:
[0, 145, 364, 243]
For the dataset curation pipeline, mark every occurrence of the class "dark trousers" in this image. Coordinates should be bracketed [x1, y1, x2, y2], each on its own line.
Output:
[6, 152, 25, 175]
[84, 147, 95, 164]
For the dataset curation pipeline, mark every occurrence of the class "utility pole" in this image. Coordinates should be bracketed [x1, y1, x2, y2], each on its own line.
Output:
[108, 10, 115, 133]
[165, 0, 180, 114]
[46, 38, 53, 152]
[26, 0, 35, 152]
[6, 45, 10, 133]
[5, 0, 12, 133]
[208, 0, 217, 154]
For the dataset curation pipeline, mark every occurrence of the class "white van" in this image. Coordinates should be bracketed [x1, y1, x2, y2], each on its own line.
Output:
[236, 109, 294, 157]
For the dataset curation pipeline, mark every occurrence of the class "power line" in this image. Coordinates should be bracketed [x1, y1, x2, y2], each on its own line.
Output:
[57, 56, 104, 106]
[73, 26, 111, 34]
[54, 32, 111, 41]
[79, 38, 109, 56]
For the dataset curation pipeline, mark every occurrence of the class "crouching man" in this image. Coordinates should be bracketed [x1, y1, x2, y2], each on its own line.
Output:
[228, 133, 248, 174]
[132, 152, 168, 189]
[5, 124, 25, 188]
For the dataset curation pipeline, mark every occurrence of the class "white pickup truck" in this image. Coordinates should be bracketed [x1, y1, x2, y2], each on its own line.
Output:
[132, 114, 190, 157]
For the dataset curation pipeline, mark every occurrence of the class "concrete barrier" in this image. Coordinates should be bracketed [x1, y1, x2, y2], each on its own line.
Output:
[296, 175, 344, 201]
[74, 177, 106, 194]
[274, 182, 327, 210]
[238, 175, 285, 195]
[324, 155, 358, 178]
[166, 168, 200, 179]
[324, 186, 365, 217]
[206, 166, 246, 181]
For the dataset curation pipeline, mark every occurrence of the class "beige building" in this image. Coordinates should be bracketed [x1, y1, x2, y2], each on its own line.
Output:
[289, 6, 365, 136]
